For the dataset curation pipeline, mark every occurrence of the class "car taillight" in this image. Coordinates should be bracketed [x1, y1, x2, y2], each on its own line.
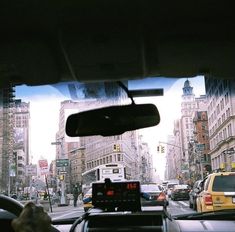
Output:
[204, 194, 213, 205]
[157, 192, 166, 201]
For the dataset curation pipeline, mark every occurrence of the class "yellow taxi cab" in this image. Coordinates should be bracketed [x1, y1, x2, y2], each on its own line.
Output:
[196, 172, 235, 212]
[82, 188, 93, 212]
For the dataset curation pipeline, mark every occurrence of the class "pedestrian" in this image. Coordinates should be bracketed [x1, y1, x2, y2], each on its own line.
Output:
[73, 185, 79, 207]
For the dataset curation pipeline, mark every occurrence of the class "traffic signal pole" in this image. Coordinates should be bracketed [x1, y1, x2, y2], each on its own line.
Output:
[60, 176, 66, 205]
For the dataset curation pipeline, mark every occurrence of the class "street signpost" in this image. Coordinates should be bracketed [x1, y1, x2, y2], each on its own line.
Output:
[38, 159, 49, 175]
[55, 159, 69, 206]
[26, 165, 37, 176]
[56, 159, 69, 167]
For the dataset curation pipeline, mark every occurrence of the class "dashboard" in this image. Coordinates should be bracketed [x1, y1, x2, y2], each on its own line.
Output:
[1, 206, 235, 232]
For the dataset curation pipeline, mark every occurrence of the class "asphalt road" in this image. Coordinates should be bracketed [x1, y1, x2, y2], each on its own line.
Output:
[49, 198, 196, 219]
[167, 199, 196, 216]
[48, 199, 197, 231]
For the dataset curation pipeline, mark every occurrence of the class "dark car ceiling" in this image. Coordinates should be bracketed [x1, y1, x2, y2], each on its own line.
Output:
[0, 0, 235, 87]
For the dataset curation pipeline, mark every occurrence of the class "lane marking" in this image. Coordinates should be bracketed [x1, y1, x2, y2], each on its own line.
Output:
[180, 201, 189, 207]
[170, 201, 178, 206]
[52, 211, 83, 220]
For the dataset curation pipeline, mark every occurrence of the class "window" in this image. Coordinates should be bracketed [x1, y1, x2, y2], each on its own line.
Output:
[226, 108, 230, 118]
[223, 128, 227, 139]
[18, 171, 23, 175]
[222, 113, 225, 122]
[204, 176, 211, 191]
[213, 175, 235, 191]
[228, 124, 232, 137]
[225, 92, 229, 104]
[219, 132, 223, 140]
[216, 104, 220, 114]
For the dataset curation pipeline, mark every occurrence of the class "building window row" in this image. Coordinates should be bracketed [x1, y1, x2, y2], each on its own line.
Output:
[209, 108, 231, 136]
[210, 123, 233, 149]
[86, 154, 123, 170]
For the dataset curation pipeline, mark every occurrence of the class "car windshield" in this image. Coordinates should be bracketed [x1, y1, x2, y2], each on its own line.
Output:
[212, 175, 235, 192]
[167, 184, 177, 189]
[174, 185, 189, 190]
[141, 185, 161, 192]
[1, 75, 235, 220]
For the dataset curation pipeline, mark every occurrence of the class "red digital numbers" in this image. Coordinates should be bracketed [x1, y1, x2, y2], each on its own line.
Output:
[127, 183, 137, 190]
[106, 190, 114, 196]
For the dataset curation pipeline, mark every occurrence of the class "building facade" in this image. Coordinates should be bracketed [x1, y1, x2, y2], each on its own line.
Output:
[13, 99, 30, 191]
[166, 79, 208, 183]
[189, 111, 210, 181]
[205, 77, 235, 172]
[0, 85, 15, 194]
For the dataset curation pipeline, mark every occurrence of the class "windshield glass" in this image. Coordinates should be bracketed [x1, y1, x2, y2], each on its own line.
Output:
[212, 175, 235, 192]
[141, 185, 161, 192]
[2, 75, 235, 219]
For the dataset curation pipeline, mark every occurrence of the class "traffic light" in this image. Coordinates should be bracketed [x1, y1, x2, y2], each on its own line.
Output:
[59, 175, 64, 181]
[161, 146, 165, 153]
[157, 146, 160, 152]
[116, 144, 120, 151]
[113, 144, 120, 151]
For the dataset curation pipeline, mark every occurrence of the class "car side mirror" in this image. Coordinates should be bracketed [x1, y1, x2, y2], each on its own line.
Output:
[194, 187, 201, 194]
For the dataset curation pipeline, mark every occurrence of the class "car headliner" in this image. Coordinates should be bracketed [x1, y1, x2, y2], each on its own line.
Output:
[0, 0, 234, 87]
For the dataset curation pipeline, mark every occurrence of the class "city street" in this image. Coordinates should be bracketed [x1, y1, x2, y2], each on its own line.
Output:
[48, 198, 196, 220]
[48, 203, 84, 220]
[168, 199, 196, 216]
[46, 198, 196, 231]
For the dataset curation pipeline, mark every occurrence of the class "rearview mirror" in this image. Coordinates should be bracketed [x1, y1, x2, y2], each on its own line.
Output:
[66, 104, 160, 137]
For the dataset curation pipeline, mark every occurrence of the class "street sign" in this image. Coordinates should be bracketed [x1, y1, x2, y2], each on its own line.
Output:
[196, 144, 205, 151]
[56, 159, 69, 167]
[38, 159, 49, 175]
[59, 171, 67, 174]
[51, 142, 61, 145]
[26, 164, 37, 176]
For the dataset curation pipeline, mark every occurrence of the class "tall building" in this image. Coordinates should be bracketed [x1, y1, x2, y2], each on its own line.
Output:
[205, 77, 235, 172]
[13, 99, 30, 192]
[0, 85, 15, 193]
[189, 111, 210, 181]
[166, 79, 207, 182]
[165, 120, 184, 181]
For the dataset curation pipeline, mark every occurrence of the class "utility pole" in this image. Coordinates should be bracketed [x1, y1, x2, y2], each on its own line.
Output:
[51, 137, 68, 206]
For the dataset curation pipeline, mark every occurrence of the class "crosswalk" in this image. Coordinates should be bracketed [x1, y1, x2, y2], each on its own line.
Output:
[169, 200, 190, 208]
[167, 200, 196, 215]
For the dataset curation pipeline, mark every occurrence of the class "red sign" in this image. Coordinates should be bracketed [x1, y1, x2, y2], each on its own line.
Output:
[38, 159, 49, 175]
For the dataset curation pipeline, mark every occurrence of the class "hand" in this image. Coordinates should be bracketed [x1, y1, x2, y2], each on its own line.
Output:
[11, 202, 52, 232]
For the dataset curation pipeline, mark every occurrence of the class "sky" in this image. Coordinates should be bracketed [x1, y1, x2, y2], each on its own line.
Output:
[132, 76, 205, 179]
[15, 76, 205, 180]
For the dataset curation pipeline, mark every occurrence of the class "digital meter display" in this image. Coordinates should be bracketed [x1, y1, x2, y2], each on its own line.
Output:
[92, 180, 141, 211]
